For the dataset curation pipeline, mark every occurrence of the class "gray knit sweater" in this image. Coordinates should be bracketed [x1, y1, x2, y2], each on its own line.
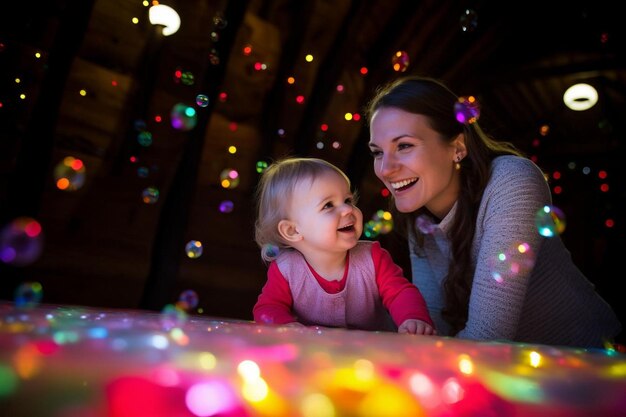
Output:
[409, 155, 622, 347]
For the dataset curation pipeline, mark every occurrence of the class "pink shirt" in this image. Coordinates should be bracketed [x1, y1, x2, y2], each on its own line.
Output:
[253, 241, 433, 330]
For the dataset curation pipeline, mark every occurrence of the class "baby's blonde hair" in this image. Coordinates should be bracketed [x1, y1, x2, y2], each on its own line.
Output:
[254, 157, 352, 262]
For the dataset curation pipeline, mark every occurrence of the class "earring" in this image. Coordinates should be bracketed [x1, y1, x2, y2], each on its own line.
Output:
[455, 155, 461, 170]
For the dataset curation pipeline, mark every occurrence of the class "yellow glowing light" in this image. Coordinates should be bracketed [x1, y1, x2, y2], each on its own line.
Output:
[149, 4, 181, 36]
[19, 94, 26, 100]
[300, 393, 335, 417]
[242, 377, 268, 402]
[15, 78, 21, 84]
[458, 354, 474, 375]
[529, 351, 542, 368]
[56, 178, 70, 190]
[305, 54, 314, 62]
[199, 352, 216, 370]
[34, 52, 41, 59]
[358, 384, 425, 417]
[132, 17, 139, 24]
[344, 113, 353, 121]
[221, 179, 230, 188]
[237, 360, 261, 380]
[563, 83, 598, 111]
[228, 145, 237, 154]
[79, 90, 87, 97]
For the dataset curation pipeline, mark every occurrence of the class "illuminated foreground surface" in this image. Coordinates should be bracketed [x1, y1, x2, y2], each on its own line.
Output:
[1, 302, 625, 417]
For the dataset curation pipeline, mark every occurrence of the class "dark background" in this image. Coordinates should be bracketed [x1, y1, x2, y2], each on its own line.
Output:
[1, 1, 624, 327]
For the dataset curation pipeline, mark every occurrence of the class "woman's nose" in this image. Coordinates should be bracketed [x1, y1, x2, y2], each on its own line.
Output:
[378, 154, 396, 175]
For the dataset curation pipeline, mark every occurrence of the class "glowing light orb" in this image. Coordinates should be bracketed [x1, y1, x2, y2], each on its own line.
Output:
[178, 289, 199, 310]
[535, 205, 566, 237]
[489, 242, 535, 283]
[219, 200, 234, 213]
[185, 240, 203, 259]
[460, 9, 478, 32]
[392, 50, 410, 72]
[14, 281, 43, 308]
[256, 160, 268, 174]
[137, 131, 152, 147]
[219, 169, 240, 189]
[170, 103, 197, 131]
[416, 215, 437, 234]
[262, 243, 279, 259]
[0, 217, 43, 266]
[141, 186, 160, 204]
[454, 96, 480, 124]
[54, 156, 86, 191]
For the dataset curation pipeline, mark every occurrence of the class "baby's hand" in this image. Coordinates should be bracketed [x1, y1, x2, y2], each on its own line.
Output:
[398, 319, 437, 335]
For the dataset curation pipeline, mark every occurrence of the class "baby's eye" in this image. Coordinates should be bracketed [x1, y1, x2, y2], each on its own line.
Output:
[322, 202, 334, 210]
[345, 197, 354, 205]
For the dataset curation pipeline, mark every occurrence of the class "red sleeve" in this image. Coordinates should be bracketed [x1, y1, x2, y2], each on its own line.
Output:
[371, 241, 434, 327]
[252, 261, 297, 324]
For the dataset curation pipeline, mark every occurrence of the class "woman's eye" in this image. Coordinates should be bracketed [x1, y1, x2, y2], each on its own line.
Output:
[369, 149, 382, 158]
[398, 143, 413, 151]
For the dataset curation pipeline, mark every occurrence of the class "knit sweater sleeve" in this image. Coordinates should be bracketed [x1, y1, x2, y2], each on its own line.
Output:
[252, 261, 297, 324]
[457, 156, 552, 340]
[372, 241, 434, 326]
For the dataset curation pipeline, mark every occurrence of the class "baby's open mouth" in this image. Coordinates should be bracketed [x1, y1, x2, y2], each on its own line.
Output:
[338, 224, 355, 232]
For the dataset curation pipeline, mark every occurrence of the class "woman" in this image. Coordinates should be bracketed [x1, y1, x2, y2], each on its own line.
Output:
[366, 75, 622, 348]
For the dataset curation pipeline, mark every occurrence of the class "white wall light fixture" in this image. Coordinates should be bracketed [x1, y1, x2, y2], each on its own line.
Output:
[149, 4, 181, 36]
[563, 83, 598, 111]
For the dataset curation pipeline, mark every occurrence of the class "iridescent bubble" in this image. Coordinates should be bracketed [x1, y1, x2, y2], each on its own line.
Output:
[416, 215, 437, 234]
[142, 186, 160, 204]
[256, 160, 268, 173]
[460, 9, 478, 32]
[213, 13, 228, 29]
[137, 131, 152, 147]
[488, 242, 536, 283]
[219, 168, 240, 189]
[185, 240, 203, 258]
[178, 289, 199, 310]
[372, 210, 393, 234]
[364, 220, 382, 239]
[535, 205, 566, 237]
[208, 49, 220, 65]
[0, 217, 44, 266]
[454, 96, 480, 124]
[54, 156, 86, 191]
[160, 304, 187, 330]
[181, 71, 195, 86]
[219, 200, 234, 213]
[14, 282, 43, 308]
[392, 51, 410, 72]
[262, 243, 280, 258]
[134, 119, 147, 131]
[137, 166, 149, 178]
[170, 103, 197, 132]
[195, 94, 209, 107]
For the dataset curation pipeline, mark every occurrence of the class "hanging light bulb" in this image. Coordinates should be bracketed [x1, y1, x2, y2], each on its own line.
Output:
[149, 4, 181, 36]
[563, 83, 598, 111]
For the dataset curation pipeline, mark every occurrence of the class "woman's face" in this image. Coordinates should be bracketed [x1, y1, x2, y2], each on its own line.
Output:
[368, 107, 463, 219]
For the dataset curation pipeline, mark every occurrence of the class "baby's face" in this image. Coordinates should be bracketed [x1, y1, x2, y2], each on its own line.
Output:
[287, 170, 363, 254]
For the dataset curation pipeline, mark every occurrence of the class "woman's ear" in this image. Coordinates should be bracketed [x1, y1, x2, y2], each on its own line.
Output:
[453, 133, 467, 159]
[278, 220, 302, 243]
